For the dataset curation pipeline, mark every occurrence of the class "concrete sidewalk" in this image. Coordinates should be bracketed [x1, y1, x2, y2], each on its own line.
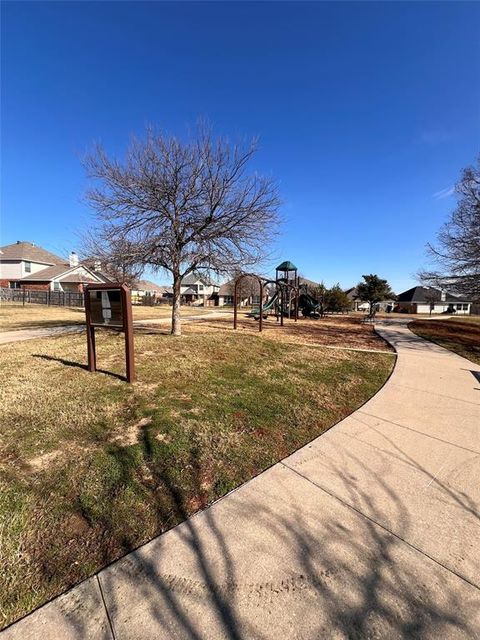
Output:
[0, 324, 85, 345]
[3, 319, 480, 639]
[0, 311, 230, 345]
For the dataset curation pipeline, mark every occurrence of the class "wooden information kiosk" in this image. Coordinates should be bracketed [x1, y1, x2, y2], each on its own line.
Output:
[84, 283, 135, 382]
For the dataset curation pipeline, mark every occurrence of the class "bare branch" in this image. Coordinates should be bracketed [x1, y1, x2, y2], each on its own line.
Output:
[420, 155, 480, 299]
[82, 125, 282, 334]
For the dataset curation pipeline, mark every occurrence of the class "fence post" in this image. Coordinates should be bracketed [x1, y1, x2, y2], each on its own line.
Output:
[47, 290, 50, 306]
[23, 287, 26, 306]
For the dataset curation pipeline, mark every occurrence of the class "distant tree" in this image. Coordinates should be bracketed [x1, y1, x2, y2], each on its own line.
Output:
[225, 271, 262, 305]
[81, 232, 144, 287]
[423, 288, 441, 316]
[356, 274, 395, 314]
[420, 156, 480, 299]
[311, 282, 327, 316]
[84, 125, 281, 335]
[324, 284, 351, 313]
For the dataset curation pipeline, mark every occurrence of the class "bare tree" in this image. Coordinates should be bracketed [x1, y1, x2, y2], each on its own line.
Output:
[420, 156, 480, 299]
[423, 288, 440, 316]
[84, 126, 281, 335]
[80, 231, 145, 287]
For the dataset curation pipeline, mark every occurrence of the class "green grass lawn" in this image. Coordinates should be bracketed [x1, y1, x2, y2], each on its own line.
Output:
[409, 317, 480, 365]
[0, 327, 394, 628]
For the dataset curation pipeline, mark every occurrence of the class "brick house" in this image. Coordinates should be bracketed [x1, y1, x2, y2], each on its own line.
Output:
[0, 241, 108, 292]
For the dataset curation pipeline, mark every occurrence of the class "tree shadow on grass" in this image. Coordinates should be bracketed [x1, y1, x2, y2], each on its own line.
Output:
[29, 427, 477, 640]
[5, 338, 480, 638]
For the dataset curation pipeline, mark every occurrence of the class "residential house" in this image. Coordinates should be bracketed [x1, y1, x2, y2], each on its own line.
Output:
[345, 286, 396, 312]
[0, 241, 108, 291]
[131, 280, 173, 304]
[180, 273, 220, 306]
[299, 277, 322, 296]
[217, 276, 266, 307]
[394, 286, 472, 315]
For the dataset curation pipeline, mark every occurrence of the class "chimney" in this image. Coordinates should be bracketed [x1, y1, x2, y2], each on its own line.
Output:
[69, 251, 79, 267]
[94, 260, 102, 271]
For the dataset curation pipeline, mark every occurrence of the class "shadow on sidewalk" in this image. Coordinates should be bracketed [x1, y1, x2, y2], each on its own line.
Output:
[7, 324, 480, 638]
[42, 436, 480, 639]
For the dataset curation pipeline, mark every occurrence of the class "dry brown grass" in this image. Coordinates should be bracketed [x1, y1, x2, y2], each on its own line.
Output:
[0, 303, 214, 332]
[0, 320, 394, 628]
[409, 318, 480, 365]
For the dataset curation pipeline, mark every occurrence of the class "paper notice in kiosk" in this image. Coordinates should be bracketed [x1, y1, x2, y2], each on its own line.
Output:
[88, 289, 123, 327]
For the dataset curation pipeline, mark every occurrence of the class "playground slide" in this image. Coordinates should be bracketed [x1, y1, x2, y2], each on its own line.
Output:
[298, 293, 321, 317]
[248, 291, 279, 318]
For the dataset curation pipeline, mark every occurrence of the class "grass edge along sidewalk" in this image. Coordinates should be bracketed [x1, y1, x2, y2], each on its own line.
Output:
[409, 317, 480, 366]
[0, 328, 394, 628]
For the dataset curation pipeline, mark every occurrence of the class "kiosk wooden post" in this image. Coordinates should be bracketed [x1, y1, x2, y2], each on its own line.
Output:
[84, 283, 135, 383]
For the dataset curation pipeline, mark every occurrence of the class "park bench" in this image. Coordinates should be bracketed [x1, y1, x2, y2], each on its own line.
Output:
[361, 311, 377, 324]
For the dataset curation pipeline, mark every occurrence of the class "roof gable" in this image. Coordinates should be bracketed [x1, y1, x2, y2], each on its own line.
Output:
[181, 272, 218, 286]
[20, 264, 104, 283]
[133, 279, 165, 291]
[0, 241, 64, 265]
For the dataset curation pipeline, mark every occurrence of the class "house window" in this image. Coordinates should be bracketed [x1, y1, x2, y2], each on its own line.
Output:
[24, 261, 32, 273]
[53, 282, 61, 291]
[198, 284, 204, 291]
[462, 304, 469, 310]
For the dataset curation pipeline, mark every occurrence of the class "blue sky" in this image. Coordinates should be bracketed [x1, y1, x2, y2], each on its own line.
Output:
[2, 1, 479, 291]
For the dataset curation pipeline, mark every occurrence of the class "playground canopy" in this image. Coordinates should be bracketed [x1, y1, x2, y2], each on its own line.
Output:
[276, 261, 298, 271]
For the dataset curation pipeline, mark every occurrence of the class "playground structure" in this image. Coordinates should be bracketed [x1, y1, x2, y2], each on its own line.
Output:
[233, 261, 322, 332]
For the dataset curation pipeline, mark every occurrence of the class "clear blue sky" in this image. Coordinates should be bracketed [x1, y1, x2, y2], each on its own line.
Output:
[2, 1, 479, 291]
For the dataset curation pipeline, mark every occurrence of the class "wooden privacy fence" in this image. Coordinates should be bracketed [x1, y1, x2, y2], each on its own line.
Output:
[0, 288, 85, 307]
[1, 288, 174, 308]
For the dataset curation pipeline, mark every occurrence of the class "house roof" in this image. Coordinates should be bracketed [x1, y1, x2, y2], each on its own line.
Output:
[20, 264, 103, 284]
[300, 277, 321, 289]
[218, 282, 234, 295]
[396, 286, 472, 303]
[59, 273, 102, 284]
[344, 287, 358, 299]
[181, 272, 218, 286]
[133, 279, 164, 292]
[181, 287, 197, 295]
[0, 241, 64, 265]
[218, 275, 265, 296]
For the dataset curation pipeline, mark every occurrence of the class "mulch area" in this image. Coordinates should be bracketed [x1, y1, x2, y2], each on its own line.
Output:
[183, 314, 393, 351]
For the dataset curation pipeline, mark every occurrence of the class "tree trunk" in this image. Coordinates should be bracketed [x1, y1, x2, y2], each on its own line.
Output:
[172, 273, 182, 336]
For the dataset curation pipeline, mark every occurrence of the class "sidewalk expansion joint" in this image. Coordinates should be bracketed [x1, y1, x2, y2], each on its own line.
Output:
[387, 382, 480, 407]
[280, 461, 480, 593]
[96, 575, 117, 640]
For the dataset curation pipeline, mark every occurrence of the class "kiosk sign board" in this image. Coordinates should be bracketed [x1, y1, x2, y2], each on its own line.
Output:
[88, 289, 124, 327]
[84, 283, 135, 382]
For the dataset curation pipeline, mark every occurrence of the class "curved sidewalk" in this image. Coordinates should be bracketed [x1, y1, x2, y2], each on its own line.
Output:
[3, 320, 480, 639]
